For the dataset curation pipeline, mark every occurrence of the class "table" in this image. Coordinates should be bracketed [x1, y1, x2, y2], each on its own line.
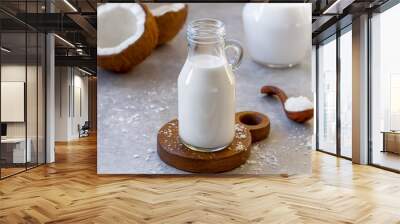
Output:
[1, 138, 31, 164]
[381, 131, 400, 154]
[98, 3, 313, 174]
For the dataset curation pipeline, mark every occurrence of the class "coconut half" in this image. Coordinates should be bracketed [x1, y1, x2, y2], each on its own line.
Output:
[150, 3, 188, 45]
[97, 3, 158, 73]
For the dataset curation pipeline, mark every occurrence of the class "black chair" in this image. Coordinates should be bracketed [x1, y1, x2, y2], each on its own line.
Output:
[79, 121, 90, 138]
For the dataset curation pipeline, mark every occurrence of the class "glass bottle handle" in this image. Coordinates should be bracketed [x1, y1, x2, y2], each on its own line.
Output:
[225, 39, 243, 71]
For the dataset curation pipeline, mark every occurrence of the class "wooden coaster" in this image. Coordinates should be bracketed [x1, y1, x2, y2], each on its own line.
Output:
[157, 119, 252, 173]
[236, 111, 270, 142]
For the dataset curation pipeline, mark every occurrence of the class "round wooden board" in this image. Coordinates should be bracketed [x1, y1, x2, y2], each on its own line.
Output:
[157, 119, 252, 173]
[235, 111, 270, 142]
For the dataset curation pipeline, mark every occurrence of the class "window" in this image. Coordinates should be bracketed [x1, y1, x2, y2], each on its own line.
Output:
[317, 36, 337, 154]
[0, 1, 46, 179]
[340, 28, 352, 158]
[370, 2, 400, 171]
[316, 26, 353, 159]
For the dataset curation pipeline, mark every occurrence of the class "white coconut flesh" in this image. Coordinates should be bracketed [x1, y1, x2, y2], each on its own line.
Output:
[150, 3, 185, 17]
[97, 3, 145, 56]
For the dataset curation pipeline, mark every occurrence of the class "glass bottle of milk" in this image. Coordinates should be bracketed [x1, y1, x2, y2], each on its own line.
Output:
[178, 19, 243, 152]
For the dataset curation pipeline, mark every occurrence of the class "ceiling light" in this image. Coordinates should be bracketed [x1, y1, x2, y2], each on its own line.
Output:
[323, 0, 341, 14]
[54, 34, 75, 48]
[78, 67, 93, 76]
[323, 0, 355, 15]
[63, 0, 78, 12]
[1, 47, 11, 53]
[76, 48, 85, 55]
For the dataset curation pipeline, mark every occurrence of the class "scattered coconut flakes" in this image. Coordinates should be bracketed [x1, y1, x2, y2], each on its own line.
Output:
[284, 96, 313, 112]
[126, 113, 140, 124]
[154, 107, 166, 113]
[265, 152, 278, 166]
[235, 123, 245, 132]
[112, 108, 124, 112]
[235, 142, 245, 151]
[252, 144, 260, 151]
[247, 160, 256, 164]
[160, 128, 173, 138]
[234, 124, 247, 139]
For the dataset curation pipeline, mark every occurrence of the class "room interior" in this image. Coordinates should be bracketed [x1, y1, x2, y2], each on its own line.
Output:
[313, 0, 400, 172]
[0, 0, 97, 179]
[370, 4, 400, 171]
[0, 26, 46, 177]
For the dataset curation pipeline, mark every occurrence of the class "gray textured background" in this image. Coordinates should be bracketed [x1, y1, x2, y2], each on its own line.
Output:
[98, 3, 313, 174]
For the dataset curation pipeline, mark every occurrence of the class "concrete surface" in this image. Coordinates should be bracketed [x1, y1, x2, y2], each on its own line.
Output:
[98, 3, 313, 174]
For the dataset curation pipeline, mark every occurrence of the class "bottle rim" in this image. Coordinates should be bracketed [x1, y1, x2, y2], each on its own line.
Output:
[187, 18, 226, 44]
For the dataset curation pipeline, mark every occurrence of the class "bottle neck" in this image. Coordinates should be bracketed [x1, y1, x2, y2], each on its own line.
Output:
[188, 40, 226, 60]
[186, 18, 226, 60]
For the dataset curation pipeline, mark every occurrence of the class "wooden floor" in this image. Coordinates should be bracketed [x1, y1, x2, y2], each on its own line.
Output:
[373, 150, 400, 171]
[1, 167, 26, 178]
[1, 135, 400, 224]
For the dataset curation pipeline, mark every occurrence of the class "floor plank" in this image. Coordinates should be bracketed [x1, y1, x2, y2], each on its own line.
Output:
[0, 135, 399, 223]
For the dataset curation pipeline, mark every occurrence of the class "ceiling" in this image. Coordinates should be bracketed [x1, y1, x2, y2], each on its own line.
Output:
[311, 0, 392, 43]
[0, 0, 97, 74]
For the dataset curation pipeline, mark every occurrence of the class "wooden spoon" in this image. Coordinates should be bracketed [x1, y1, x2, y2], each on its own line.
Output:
[260, 85, 313, 123]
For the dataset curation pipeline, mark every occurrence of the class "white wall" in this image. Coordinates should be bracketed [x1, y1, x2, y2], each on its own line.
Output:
[55, 67, 70, 141]
[1, 64, 46, 164]
[1, 65, 26, 140]
[72, 73, 89, 138]
[54, 67, 89, 141]
[1, 65, 39, 138]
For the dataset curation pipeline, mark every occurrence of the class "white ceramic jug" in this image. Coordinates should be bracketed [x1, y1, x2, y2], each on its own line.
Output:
[242, 3, 311, 68]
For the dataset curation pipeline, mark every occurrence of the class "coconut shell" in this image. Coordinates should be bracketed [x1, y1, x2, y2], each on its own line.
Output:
[97, 4, 159, 73]
[153, 4, 188, 46]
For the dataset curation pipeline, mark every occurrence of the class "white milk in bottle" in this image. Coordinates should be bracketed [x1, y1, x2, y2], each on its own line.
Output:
[178, 19, 243, 152]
